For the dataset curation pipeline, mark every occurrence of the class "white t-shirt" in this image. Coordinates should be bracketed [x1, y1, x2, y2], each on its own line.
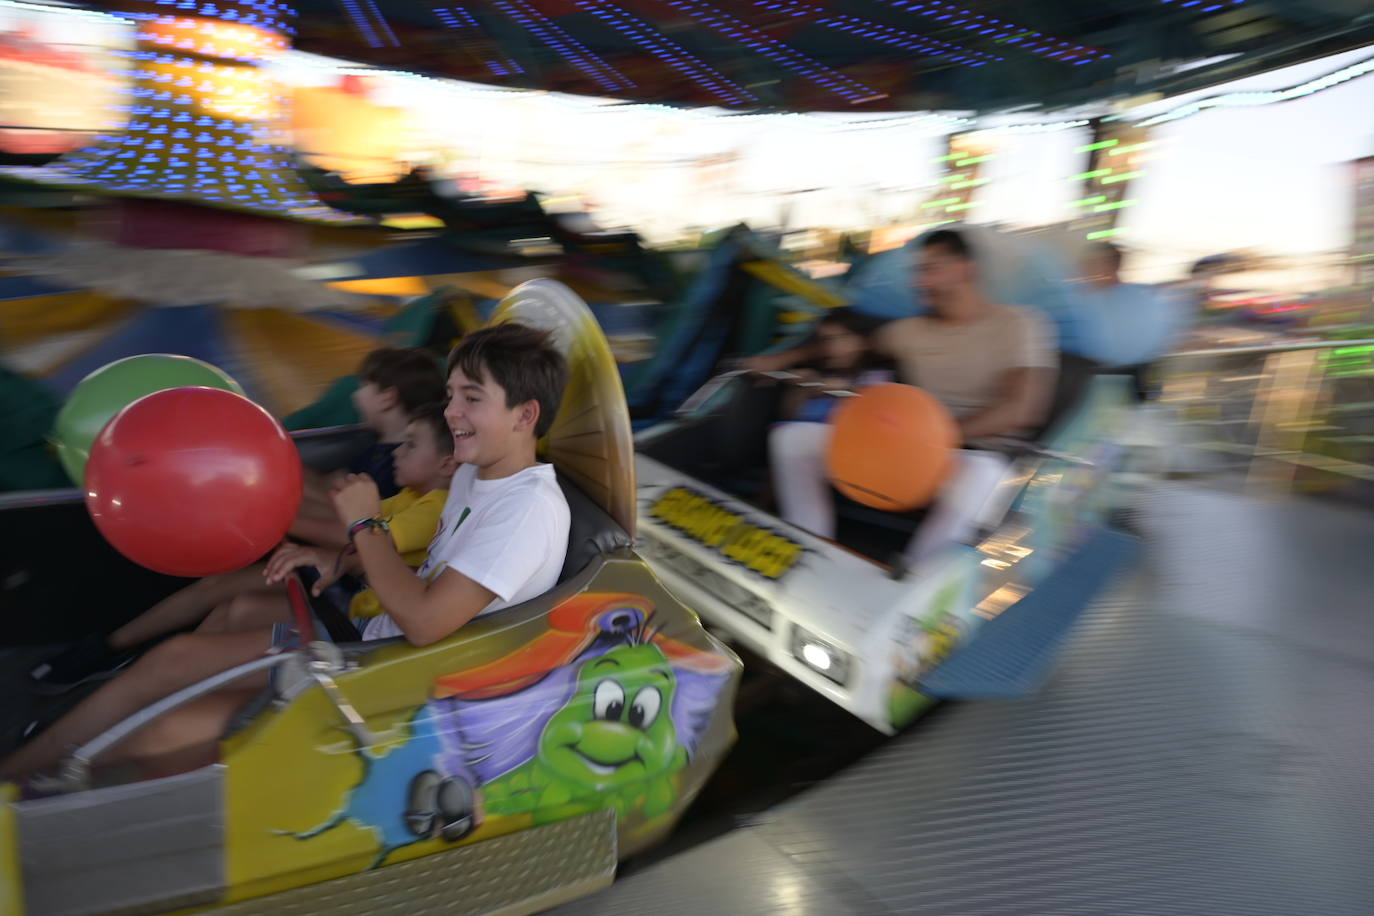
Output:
[361, 462, 570, 641]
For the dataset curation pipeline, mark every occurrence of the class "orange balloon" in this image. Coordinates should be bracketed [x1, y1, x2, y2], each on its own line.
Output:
[825, 383, 959, 511]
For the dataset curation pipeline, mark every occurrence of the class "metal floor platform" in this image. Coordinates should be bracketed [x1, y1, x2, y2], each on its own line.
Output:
[556, 482, 1374, 915]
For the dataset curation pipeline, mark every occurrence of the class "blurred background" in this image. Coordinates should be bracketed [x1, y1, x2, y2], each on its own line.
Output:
[0, 3, 1373, 913]
[0, 1, 1370, 481]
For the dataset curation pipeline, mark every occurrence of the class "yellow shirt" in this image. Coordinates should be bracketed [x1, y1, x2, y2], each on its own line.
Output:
[348, 486, 447, 619]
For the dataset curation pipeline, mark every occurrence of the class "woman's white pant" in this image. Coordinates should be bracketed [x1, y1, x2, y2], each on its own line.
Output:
[769, 422, 1009, 565]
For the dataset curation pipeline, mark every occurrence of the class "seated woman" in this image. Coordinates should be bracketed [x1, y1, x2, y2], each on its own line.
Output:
[0, 324, 571, 784]
[778, 308, 894, 423]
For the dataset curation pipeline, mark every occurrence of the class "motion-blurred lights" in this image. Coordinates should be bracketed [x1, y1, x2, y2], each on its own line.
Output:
[1135, 55, 1374, 127]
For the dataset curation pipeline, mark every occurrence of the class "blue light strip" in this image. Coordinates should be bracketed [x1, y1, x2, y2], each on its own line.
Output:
[570, 0, 757, 106]
[432, 7, 524, 75]
[362, 0, 399, 46]
[749, 0, 998, 67]
[873, 0, 1109, 64]
[648, 0, 888, 104]
[135, 0, 294, 38]
[339, 0, 383, 48]
[486, 0, 635, 92]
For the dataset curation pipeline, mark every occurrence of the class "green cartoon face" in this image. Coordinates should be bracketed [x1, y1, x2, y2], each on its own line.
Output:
[539, 644, 682, 790]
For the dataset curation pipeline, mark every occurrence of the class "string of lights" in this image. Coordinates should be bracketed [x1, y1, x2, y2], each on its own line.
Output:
[362, 0, 399, 47]
[748, 0, 999, 67]
[484, 0, 636, 93]
[1161, 0, 1246, 11]
[872, 0, 1108, 64]
[568, 0, 758, 107]
[648, 0, 889, 105]
[339, 0, 384, 48]
[431, 7, 524, 76]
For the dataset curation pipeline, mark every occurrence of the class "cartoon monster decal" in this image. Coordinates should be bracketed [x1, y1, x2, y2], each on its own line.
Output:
[283, 593, 733, 867]
[477, 642, 686, 822]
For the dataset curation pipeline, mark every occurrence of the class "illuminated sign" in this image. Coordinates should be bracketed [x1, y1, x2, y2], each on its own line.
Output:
[649, 487, 803, 580]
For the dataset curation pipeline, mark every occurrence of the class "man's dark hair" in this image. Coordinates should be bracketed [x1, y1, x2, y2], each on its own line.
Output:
[359, 347, 445, 413]
[407, 402, 454, 454]
[446, 323, 568, 438]
[919, 228, 974, 261]
[1090, 240, 1124, 273]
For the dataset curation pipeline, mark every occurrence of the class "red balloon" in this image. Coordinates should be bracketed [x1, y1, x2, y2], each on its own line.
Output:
[85, 386, 302, 577]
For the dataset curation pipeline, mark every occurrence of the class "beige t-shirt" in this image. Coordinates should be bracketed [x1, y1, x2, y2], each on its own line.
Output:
[874, 304, 1058, 419]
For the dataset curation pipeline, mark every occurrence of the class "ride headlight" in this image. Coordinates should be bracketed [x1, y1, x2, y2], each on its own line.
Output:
[791, 625, 851, 686]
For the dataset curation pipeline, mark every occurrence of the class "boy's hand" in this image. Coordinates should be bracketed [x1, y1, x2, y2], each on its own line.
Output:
[264, 543, 346, 595]
[332, 473, 382, 525]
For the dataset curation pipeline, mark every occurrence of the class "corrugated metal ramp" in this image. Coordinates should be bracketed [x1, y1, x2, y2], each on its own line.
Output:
[556, 482, 1374, 915]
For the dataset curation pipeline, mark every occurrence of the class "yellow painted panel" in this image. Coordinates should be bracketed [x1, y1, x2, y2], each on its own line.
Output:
[328, 277, 428, 298]
[739, 260, 847, 309]
[0, 783, 22, 916]
[0, 291, 133, 347]
[225, 308, 377, 417]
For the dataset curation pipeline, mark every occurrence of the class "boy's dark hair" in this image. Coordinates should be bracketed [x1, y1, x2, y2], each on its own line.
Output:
[920, 228, 974, 261]
[407, 402, 454, 454]
[446, 323, 568, 438]
[360, 347, 445, 413]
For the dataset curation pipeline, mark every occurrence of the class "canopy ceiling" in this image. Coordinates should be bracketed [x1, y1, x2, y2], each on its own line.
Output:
[270, 0, 1374, 112]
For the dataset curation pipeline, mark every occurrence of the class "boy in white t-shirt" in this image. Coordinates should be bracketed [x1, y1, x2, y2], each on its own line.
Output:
[282, 323, 572, 644]
[0, 324, 570, 782]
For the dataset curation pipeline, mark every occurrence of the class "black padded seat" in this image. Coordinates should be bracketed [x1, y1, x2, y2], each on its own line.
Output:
[556, 472, 632, 582]
[292, 425, 378, 474]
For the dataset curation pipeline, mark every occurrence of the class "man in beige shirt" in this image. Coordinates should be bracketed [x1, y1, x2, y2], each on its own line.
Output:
[754, 229, 1058, 564]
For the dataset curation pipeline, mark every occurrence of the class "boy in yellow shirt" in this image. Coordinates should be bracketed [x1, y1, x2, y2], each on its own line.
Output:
[270, 403, 456, 628]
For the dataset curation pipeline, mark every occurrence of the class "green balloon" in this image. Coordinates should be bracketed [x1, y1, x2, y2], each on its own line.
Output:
[53, 354, 245, 486]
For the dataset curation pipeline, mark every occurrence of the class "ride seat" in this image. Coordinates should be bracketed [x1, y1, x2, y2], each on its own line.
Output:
[556, 471, 632, 583]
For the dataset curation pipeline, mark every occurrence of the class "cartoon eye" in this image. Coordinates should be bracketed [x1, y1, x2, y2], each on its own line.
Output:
[593, 679, 625, 721]
[629, 686, 662, 730]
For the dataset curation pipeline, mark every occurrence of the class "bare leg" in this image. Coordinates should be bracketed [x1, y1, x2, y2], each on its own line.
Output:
[108, 565, 270, 651]
[113, 687, 265, 778]
[197, 591, 294, 635]
[0, 628, 274, 780]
